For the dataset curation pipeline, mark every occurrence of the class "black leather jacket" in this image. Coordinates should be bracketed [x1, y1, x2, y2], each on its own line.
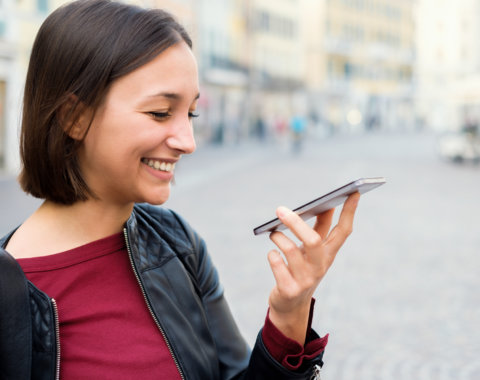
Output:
[0, 204, 323, 379]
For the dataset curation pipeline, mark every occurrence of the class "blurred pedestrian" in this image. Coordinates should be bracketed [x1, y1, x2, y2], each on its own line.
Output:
[274, 115, 288, 136]
[253, 115, 267, 141]
[0, 1, 360, 379]
[290, 114, 307, 153]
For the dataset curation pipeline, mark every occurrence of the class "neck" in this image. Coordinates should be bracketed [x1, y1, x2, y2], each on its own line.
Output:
[39, 199, 135, 240]
[6, 199, 136, 259]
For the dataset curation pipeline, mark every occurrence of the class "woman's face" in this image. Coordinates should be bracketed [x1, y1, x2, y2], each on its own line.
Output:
[78, 41, 199, 206]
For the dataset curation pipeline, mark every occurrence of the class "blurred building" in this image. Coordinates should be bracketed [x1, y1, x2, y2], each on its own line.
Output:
[305, 0, 416, 133]
[0, 0, 68, 173]
[0, 0, 13, 171]
[0, 0, 432, 173]
[143, 0, 196, 33]
[1, 0, 42, 173]
[194, 0, 248, 144]
[190, 0, 417, 140]
[193, 0, 305, 144]
[416, 0, 480, 132]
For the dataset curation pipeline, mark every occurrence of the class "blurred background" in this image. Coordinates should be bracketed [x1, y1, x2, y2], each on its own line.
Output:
[0, 0, 479, 379]
[2, 0, 480, 163]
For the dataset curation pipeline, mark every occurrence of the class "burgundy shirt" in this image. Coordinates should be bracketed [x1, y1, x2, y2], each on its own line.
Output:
[17, 232, 327, 378]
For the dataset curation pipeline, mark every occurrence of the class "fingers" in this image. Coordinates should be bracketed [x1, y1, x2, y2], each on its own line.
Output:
[270, 207, 327, 273]
[267, 250, 295, 289]
[275, 206, 322, 249]
[313, 208, 335, 239]
[326, 192, 360, 252]
[269, 230, 304, 269]
[273, 192, 360, 252]
[269, 192, 360, 271]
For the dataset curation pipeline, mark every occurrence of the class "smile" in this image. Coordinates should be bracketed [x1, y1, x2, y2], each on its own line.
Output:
[141, 158, 175, 172]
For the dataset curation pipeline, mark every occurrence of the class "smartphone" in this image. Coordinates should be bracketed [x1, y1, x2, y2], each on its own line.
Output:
[253, 177, 386, 235]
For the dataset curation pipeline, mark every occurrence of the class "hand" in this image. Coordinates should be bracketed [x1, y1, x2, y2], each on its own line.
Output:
[267, 192, 360, 344]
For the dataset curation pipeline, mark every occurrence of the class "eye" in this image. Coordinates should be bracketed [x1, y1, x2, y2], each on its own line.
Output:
[148, 111, 171, 121]
[189, 112, 200, 119]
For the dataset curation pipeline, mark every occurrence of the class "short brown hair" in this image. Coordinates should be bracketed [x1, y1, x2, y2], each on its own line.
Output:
[19, 0, 192, 204]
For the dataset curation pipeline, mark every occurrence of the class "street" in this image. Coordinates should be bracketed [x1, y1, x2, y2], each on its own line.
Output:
[1, 131, 479, 379]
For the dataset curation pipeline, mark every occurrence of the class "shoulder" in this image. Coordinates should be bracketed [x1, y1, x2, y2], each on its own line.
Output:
[132, 203, 192, 235]
[131, 203, 203, 253]
[0, 227, 18, 249]
[130, 204, 212, 284]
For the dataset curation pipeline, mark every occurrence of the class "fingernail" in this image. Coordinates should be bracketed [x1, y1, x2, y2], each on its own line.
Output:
[276, 206, 289, 218]
[268, 250, 281, 263]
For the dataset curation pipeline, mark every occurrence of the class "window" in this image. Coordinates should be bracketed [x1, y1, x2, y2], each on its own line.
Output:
[256, 11, 270, 32]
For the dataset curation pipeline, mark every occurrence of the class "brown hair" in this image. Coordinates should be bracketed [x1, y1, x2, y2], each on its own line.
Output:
[19, 0, 192, 204]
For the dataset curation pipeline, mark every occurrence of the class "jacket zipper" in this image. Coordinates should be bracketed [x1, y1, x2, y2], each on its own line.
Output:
[51, 298, 61, 380]
[123, 228, 185, 380]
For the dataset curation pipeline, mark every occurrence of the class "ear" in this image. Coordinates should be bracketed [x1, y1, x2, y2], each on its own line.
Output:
[58, 94, 91, 141]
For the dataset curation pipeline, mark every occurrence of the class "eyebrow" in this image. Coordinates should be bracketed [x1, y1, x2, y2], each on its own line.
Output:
[147, 92, 200, 101]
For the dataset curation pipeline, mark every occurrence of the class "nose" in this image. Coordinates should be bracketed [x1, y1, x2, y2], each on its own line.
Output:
[166, 115, 196, 154]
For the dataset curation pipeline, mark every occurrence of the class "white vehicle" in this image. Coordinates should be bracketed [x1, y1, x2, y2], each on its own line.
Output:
[437, 130, 480, 163]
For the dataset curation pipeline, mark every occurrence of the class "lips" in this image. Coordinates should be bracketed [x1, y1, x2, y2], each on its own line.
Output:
[141, 158, 175, 172]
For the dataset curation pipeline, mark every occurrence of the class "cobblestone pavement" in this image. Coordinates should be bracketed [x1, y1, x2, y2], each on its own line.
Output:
[1, 131, 479, 379]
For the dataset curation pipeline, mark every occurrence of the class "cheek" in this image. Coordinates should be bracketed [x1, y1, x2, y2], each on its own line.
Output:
[84, 111, 129, 154]
[82, 108, 164, 167]
[79, 126, 123, 175]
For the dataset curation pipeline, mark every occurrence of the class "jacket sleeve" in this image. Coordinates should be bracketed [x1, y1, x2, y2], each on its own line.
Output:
[171, 210, 250, 379]
[171, 211, 324, 380]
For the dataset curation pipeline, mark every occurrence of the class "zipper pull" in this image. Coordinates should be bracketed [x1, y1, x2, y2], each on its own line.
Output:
[310, 364, 322, 380]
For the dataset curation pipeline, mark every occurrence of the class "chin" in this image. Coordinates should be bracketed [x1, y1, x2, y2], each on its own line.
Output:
[141, 189, 171, 206]
[146, 199, 168, 206]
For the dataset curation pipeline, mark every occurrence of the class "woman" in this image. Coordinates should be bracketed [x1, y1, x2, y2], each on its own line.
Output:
[0, 0, 359, 379]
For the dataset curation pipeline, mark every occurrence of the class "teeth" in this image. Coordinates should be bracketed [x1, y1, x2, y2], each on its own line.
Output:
[142, 158, 175, 172]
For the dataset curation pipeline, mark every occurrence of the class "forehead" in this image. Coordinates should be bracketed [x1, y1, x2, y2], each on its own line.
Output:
[107, 41, 199, 101]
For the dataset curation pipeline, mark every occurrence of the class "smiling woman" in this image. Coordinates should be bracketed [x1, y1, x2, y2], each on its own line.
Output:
[17, 0, 194, 206]
[0, 1, 359, 379]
